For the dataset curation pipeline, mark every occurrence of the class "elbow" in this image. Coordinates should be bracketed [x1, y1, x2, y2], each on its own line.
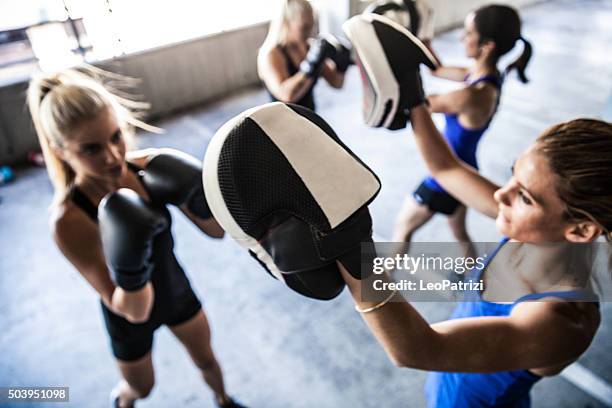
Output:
[331, 77, 344, 89]
[389, 350, 440, 371]
[271, 91, 296, 104]
[206, 229, 225, 239]
[330, 73, 345, 89]
[283, 90, 304, 104]
[202, 219, 225, 239]
[386, 349, 414, 369]
[390, 355, 408, 368]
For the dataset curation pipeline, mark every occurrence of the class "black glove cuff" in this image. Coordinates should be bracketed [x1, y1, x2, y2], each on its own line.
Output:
[113, 263, 153, 292]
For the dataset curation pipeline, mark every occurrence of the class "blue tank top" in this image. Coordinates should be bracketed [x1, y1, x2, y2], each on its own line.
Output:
[425, 238, 599, 408]
[424, 75, 502, 192]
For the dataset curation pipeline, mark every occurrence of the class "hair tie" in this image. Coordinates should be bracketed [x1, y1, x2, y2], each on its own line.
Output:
[39, 77, 62, 103]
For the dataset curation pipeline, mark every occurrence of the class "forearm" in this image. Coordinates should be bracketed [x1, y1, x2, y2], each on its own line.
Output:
[321, 61, 344, 89]
[410, 105, 500, 217]
[427, 94, 455, 114]
[422, 40, 442, 68]
[181, 206, 225, 238]
[273, 73, 315, 103]
[339, 264, 441, 369]
[410, 105, 459, 175]
[111, 283, 154, 323]
[431, 66, 468, 81]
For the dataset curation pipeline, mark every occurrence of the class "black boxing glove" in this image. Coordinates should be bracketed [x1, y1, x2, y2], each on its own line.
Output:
[326, 35, 353, 73]
[99, 189, 168, 291]
[142, 150, 213, 220]
[394, 69, 427, 129]
[299, 37, 336, 78]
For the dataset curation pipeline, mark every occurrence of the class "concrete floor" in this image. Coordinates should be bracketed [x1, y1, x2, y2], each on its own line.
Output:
[1, 0, 611, 407]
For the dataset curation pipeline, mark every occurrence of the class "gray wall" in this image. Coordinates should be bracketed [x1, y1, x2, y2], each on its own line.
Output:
[99, 22, 268, 119]
[0, 1, 543, 165]
[0, 22, 268, 165]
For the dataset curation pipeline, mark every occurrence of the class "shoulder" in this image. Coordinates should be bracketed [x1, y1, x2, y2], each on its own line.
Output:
[259, 44, 283, 62]
[267, 46, 288, 67]
[460, 81, 498, 109]
[51, 200, 94, 246]
[513, 299, 600, 343]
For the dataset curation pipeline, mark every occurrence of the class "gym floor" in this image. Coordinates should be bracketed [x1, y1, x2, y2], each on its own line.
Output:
[1, 0, 611, 407]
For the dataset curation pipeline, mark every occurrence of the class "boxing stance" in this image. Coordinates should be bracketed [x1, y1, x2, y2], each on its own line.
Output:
[27, 68, 245, 408]
[393, 5, 533, 245]
[341, 15, 608, 408]
[202, 100, 609, 407]
[257, 0, 351, 111]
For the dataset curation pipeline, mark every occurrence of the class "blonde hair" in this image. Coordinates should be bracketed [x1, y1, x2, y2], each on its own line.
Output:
[260, 0, 314, 53]
[27, 66, 158, 204]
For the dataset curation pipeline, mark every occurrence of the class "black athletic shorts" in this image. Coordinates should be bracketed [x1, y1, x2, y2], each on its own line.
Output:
[413, 181, 461, 215]
[101, 289, 201, 362]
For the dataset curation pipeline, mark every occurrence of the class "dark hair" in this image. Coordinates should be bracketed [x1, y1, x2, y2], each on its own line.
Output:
[536, 119, 612, 241]
[473, 4, 532, 83]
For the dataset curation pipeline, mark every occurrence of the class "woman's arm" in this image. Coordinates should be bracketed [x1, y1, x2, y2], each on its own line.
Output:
[180, 207, 225, 238]
[431, 66, 469, 82]
[128, 148, 225, 238]
[409, 105, 499, 218]
[428, 85, 497, 117]
[258, 47, 315, 103]
[320, 60, 345, 89]
[340, 265, 599, 372]
[52, 206, 154, 323]
[427, 87, 474, 114]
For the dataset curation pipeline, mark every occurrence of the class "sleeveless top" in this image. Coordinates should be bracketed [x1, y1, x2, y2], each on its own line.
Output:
[69, 163, 196, 311]
[425, 238, 599, 408]
[266, 45, 316, 111]
[424, 74, 503, 193]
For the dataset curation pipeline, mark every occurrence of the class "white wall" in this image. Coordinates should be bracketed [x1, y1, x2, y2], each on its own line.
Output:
[331, 0, 545, 34]
[0, 1, 546, 164]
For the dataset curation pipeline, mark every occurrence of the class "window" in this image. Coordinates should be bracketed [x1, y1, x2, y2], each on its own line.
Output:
[0, 0, 282, 78]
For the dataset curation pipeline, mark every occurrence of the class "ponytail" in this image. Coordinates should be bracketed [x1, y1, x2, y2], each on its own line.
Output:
[27, 73, 76, 203]
[473, 5, 532, 84]
[27, 66, 159, 205]
[505, 37, 532, 83]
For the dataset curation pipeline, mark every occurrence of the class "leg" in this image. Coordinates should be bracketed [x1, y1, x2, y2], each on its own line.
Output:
[112, 352, 155, 408]
[447, 205, 476, 262]
[169, 310, 230, 405]
[447, 205, 471, 242]
[392, 195, 434, 242]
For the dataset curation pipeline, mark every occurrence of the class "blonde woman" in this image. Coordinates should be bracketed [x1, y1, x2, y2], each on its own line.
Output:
[27, 68, 246, 408]
[257, 0, 351, 111]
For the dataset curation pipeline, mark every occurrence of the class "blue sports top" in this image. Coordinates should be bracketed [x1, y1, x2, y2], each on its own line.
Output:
[424, 74, 503, 193]
[425, 238, 599, 408]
